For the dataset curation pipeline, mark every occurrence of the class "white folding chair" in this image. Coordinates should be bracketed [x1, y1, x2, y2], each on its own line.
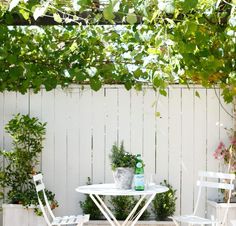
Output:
[172, 171, 235, 226]
[33, 174, 89, 226]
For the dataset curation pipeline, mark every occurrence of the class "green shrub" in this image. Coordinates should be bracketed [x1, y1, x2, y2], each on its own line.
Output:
[110, 196, 150, 220]
[80, 178, 103, 220]
[0, 114, 58, 214]
[152, 180, 177, 220]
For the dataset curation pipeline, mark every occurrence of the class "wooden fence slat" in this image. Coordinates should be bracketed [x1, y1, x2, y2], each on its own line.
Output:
[206, 89, 220, 201]
[41, 90, 55, 197]
[29, 91, 42, 118]
[92, 89, 105, 184]
[66, 89, 80, 215]
[130, 90, 143, 156]
[54, 89, 68, 216]
[181, 89, 194, 214]
[16, 92, 29, 115]
[219, 89, 233, 164]
[143, 88, 156, 175]
[168, 88, 182, 215]
[118, 89, 131, 152]
[194, 89, 207, 216]
[29, 91, 42, 172]
[104, 88, 118, 183]
[156, 92, 169, 183]
[78, 88, 93, 186]
[3, 92, 18, 151]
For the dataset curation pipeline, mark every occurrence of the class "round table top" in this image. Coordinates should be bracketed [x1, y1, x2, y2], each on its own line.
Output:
[76, 183, 169, 196]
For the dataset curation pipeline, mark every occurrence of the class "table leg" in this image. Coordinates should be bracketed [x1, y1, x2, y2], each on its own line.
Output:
[122, 195, 147, 226]
[90, 193, 156, 226]
[130, 194, 156, 226]
[89, 194, 119, 226]
[95, 194, 120, 226]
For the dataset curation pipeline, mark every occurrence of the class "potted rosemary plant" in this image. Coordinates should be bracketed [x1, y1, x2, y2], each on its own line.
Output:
[110, 141, 136, 189]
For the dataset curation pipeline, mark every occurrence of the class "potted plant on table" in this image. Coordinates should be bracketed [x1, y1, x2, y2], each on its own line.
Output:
[109, 141, 136, 189]
[0, 114, 58, 226]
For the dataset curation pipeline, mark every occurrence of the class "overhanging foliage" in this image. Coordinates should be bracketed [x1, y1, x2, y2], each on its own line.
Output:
[0, 0, 235, 102]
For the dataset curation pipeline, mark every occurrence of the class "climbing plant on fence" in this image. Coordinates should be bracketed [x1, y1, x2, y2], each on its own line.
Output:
[0, 0, 235, 102]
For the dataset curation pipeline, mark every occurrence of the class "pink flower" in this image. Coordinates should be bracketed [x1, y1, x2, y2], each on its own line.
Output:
[213, 133, 236, 174]
[218, 142, 225, 149]
[213, 142, 226, 160]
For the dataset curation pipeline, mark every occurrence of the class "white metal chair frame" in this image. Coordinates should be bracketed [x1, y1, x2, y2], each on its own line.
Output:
[172, 171, 235, 226]
[33, 174, 89, 226]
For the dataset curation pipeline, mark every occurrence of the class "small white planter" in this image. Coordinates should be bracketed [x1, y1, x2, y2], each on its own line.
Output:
[84, 220, 175, 226]
[2, 204, 47, 226]
[207, 200, 236, 226]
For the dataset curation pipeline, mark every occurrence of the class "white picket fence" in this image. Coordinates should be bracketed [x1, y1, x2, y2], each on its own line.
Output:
[0, 85, 233, 222]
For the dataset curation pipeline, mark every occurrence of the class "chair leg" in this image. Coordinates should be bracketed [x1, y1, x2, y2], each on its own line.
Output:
[172, 218, 180, 226]
[211, 214, 216, 226]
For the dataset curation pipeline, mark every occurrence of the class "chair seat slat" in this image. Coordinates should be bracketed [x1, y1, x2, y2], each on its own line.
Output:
[60, 216, 70, 224]
[52, 215, 89, 225]
[67, 216, 76, 224]
[52, 217, 62, 225]
[172, 215, 218, 224]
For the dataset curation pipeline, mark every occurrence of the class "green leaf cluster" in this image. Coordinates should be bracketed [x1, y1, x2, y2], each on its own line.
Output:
[0, 114, 58, 214]
[152, 180, 177, 220]
[0, 1, 235, 103]
[109, 141, 136, 171]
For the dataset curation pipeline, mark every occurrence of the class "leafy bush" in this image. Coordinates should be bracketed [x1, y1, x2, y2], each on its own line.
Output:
[110, 196, 150, 220]
[80, 178, 103, 220]
[0, 114, 58, 214]
[110, 141, 136, 170]
[152, 180, 177, 220]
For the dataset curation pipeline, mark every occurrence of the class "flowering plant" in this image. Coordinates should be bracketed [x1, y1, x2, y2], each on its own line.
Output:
[213, 130, 236, 201]
[213, 134, 236, 173]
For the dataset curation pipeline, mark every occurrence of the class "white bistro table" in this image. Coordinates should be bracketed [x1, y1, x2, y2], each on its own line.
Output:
[76, 183, 168, 226]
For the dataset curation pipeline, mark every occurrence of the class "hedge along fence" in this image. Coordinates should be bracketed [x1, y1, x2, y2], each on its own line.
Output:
[0, 85, 233, 220]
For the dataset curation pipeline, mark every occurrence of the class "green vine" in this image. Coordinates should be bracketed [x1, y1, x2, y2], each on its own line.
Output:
[0, 0, 235, 103]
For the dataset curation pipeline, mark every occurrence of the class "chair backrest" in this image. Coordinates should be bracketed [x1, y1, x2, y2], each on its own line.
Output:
[33, 174, 56, 226]
[194, 171, 235, 226]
